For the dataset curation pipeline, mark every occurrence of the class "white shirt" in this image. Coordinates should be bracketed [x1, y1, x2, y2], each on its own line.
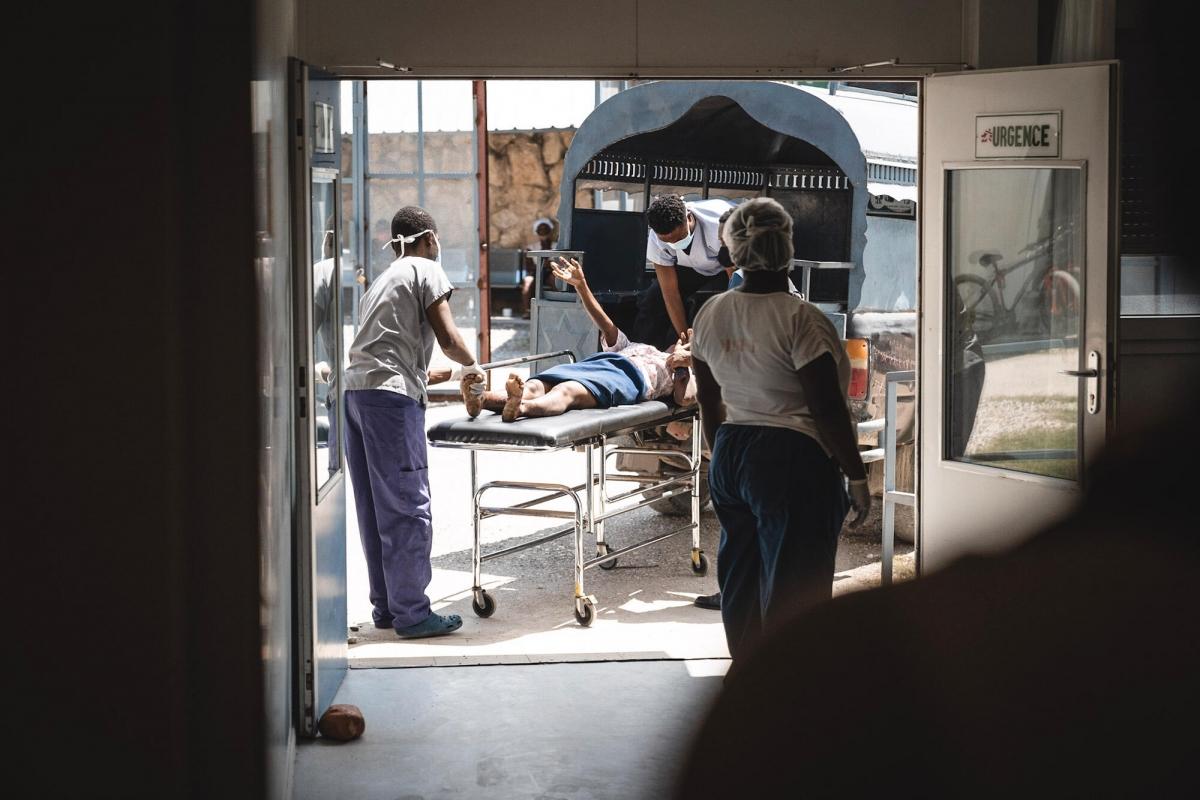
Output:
[645, 198, 733, 277]
[603, 328, 674, 401]
[692, 290, 850, 455]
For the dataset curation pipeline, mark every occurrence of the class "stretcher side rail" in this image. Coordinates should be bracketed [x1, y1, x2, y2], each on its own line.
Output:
[481, 349, 577, 372]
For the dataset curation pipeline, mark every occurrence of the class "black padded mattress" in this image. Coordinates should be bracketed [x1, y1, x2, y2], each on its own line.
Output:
[427, 401, 694, 450]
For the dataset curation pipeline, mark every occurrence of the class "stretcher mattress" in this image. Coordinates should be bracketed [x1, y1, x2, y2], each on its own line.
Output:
[427, 401, 693, 449]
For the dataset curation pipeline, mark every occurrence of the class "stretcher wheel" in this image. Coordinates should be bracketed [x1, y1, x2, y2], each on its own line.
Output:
[472, 590, 496, 618]
[598, 543, 619, 570]
[691, 552, 709, 577]
[574, 599, 596, 627]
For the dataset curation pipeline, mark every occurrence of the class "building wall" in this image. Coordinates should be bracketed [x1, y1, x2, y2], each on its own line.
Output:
[300, 0, 974, 75]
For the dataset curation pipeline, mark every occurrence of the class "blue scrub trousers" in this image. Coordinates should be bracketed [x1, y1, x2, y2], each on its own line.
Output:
[708, 424, 849, 660]
[344, 389, 433, 629]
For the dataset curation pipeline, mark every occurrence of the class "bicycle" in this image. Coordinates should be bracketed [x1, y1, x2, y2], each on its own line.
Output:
[954, 223, 1081, 344]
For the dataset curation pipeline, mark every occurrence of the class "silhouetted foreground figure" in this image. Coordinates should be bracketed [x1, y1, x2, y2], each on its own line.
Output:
[676, 422, 1197, 797]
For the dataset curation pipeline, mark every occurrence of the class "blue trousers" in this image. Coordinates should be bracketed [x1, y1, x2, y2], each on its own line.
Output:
[708, 424, 849, 660]
[344, 389, 433, 629]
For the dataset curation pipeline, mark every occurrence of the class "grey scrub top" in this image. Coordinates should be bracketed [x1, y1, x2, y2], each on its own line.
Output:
[344, 255, 454, 405]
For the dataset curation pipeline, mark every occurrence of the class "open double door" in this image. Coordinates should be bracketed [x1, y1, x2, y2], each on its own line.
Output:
[920, 62, 1118, 569]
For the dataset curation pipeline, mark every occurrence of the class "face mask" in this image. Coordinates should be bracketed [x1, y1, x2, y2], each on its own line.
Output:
[382, 228, 440, 262]
[666, 227, 694, 252]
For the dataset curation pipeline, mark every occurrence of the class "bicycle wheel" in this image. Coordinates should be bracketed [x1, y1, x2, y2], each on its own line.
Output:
[1040, 269, 1081, 340]
[953, 274, 1000, 343]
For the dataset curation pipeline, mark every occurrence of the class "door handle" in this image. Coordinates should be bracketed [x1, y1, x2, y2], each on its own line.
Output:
[1061, 350, 1101, 415]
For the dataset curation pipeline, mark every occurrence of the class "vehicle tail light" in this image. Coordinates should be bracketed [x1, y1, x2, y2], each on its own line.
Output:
[845, 337, 870, 401]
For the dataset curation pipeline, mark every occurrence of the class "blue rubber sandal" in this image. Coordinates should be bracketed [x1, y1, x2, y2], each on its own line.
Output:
[395, 612, 463, 639]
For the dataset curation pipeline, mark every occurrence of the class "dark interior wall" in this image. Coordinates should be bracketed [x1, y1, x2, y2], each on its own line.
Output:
[15, 3, 264, 797]
[254, 0, 301, 797]
[1116, 3, 1195, 263]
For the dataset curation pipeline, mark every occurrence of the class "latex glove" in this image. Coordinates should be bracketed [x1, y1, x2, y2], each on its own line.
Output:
[847, 478, 871, 528]
[668, 344, 693, 370]
[452, 362, 486, 396]
[451, 362, 485, 382]
[314, 361, 332, 385]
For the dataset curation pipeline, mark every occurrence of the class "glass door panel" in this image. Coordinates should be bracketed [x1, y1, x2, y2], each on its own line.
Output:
[310, 172, 341, 490]
[946, 167, 1083, 480]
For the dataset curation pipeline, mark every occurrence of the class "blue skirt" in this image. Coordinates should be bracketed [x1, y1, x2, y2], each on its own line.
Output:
[532, 352, 647, 408]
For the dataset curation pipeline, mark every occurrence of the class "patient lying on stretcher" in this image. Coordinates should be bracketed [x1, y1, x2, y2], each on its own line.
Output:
[462, 257, 696, 431]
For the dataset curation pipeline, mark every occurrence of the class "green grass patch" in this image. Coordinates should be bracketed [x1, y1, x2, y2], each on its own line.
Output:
[966, 425, 1077, 480]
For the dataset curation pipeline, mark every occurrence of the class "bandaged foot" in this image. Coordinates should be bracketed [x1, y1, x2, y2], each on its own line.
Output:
[461, 373, 485, 417]
[501, 373, 524, 422]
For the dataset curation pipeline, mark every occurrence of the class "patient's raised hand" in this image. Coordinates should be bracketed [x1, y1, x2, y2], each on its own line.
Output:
[550, 257, 586, 288]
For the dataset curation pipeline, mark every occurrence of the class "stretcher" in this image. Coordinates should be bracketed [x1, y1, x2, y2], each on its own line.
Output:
[427, 351, 707, 627]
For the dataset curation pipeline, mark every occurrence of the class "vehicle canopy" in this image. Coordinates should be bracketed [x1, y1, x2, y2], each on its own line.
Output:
[556, 80, 870, 309]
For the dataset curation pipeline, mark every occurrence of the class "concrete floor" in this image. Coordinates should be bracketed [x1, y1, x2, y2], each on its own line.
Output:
[294, 660, 727, 800]
[346, 402, 914, 666]
[316, 318, 915, 798]
[345, 313, 913, 662]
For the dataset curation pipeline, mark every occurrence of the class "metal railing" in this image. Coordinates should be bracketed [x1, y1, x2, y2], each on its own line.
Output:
[855, 370, 916, 586]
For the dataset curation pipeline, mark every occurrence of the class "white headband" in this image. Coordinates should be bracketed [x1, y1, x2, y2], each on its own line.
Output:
[381, 228, 436, 258]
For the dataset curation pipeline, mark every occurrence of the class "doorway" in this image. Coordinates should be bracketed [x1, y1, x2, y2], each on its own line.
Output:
[312, 77, 922, 671]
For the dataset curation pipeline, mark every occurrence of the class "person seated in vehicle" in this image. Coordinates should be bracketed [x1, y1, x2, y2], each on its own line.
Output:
[458, 257, 697, 423]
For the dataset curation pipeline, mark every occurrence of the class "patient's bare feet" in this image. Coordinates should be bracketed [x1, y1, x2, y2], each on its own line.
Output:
[461, 373, 485, 417]
[502, 373, 524, 422]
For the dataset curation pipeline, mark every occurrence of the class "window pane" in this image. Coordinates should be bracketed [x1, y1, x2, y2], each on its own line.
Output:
[421, 80, 474, 174]
[367, 178, 419, 277]
[367, 81, 419, 173]
[425, 174, 479, 369]
[1120, 254, 1200, 315]
[946, 168, 1082, 480]
[310, 177, 341, 485]
[340, 180, 359, 324]
[423, 176, 478, 285]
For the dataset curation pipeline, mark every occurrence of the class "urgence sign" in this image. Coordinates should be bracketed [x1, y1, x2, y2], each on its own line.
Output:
[975, 112, 1061, 159]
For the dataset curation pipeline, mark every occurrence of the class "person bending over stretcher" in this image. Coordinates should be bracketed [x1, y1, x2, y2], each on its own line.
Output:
[460, 257, 697, 424]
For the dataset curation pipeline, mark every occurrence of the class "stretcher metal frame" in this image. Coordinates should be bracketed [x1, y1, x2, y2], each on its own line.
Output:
[429, 351, 707, 627]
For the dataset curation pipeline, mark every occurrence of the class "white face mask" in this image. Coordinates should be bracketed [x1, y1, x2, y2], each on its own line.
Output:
[665, 227, 695, 252]
[382, 228, 440, 262]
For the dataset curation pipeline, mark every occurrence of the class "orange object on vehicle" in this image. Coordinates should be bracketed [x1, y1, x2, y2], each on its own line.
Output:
[845, 338, 870, 401]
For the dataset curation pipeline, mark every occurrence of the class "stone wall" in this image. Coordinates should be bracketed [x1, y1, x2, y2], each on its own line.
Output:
[488, 128, 591, 249]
